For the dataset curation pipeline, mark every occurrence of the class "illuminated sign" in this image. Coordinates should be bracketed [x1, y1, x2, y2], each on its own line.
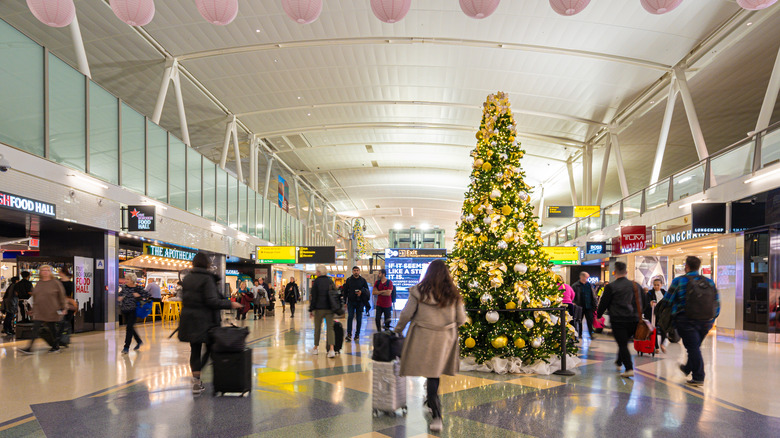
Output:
[127, 205, 156, 231]
[691, 203, 726, 234]
[256, 246, 296, 264]
[661, 229, 710, 245]
[384, 248, 447, 259]
[385, 248, 447, 302]
[574, 206, 601, 218]
[586, 241, 607, 254]
[547, 206, 573, 218]
[540, 246, 579, 265]
[225, 269, 240, 276]
[546, 206, 600, 218]
[0, 191, 56, 217]
[297, 246, 336, 264]
[143, 244, 196, 261]
[620, 226, 647, 254]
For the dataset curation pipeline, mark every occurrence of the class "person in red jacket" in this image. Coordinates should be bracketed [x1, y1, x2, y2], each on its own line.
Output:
[373, 269, 394, 332]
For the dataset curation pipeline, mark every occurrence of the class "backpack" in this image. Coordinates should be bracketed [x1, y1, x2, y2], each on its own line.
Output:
[391, 285, 397, 303]
[685, 276, 718, 321]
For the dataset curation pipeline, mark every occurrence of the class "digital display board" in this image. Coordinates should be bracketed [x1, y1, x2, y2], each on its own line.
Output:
[384, 248, 447, 305]
[546, 206, 600, 218]
[586, 241, 607, 254]
[731, 202, 765, 233]
[256, 246, 296, 264]
[540, 246, 579, 265]
[547, 206, 573, 218]
[691, 203, 726, 234]
[297, 246, 336, 264]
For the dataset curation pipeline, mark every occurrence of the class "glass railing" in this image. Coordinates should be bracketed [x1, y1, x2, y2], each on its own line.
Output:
[543, 119, 780, 244]
[0, 18, 326, 247]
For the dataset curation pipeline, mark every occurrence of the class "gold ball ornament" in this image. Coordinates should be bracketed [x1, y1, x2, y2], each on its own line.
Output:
[514, 337, 526, 348]
[491, 335, 508, 349]
[479, 235, 488, 242]
[465, 337, 476, 348]
[482, 162, 492, 172]
[471, 205, 481, 215]
[474, 158, 484, 169]
[501, 205, 512, 216]
[505, 301, 517, 310]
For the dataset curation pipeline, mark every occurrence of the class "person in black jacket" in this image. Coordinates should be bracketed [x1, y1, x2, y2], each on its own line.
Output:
[597, 262, 648, 378]
[572, 272, 599, 339]
[178, 253, 242, 394]
[16, 271, 33, 322]
[343, 266, 369, 342]
[284, 278, 300, 317]
[309, 265, 337, 358]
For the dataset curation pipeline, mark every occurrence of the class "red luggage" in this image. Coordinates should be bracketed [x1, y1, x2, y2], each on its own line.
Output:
[634, 328, 656, 356]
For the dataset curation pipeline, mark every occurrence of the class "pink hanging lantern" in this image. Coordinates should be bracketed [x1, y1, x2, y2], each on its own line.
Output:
[737, 0, 778, 10]
[196, 0, 239, 26]
[459, 0, 501, 19]
[26, 0, 76, 28]
[282, 0, 323, 24]
[110, 0, 155, 27]
[640, 0, 683, 15]
[371, 0, 412, 24]
[549, 0, 590, 16]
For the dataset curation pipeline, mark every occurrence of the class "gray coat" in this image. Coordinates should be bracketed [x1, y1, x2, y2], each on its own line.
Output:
[178, 268, 233, 344]
[394, 286, 466, 378]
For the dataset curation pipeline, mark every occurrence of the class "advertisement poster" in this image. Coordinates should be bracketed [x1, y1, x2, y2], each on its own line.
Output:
[73, 256, 94, 311]
[384, 248, 447, 309]
[278, 176, 289, 212]
[635, 256, 668, 289]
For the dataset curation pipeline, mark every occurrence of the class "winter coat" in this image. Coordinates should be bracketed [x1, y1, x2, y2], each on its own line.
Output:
[178, 267, 233, 344]
[253, 284, 268, 305]
[394, 286, 466, 378]
[31, 279, 67, 322]
[119, 285, 149, 313]
[572, 281, 598, 310]
[2, 283, 18, 314]
[309, 275, 336, 311]
[343, 275, 369, 304]
[597, 277, 646, 323]
[559, 283, 575, 305]
[236, 289, 252, 314]
[284, 283, 300, 303]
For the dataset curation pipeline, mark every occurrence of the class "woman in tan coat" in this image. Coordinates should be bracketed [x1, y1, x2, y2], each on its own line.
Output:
[394, 259, 466, 432]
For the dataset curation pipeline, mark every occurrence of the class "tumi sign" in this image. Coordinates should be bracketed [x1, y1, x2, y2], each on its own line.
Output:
[620, 225, 647, 254]
[0, 191, 56, 218]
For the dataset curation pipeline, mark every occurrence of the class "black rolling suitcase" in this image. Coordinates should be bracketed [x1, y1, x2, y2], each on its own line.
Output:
[333, 320, 344, 354]
[15, 322, 35, 340]
[212, 348, 252, 396]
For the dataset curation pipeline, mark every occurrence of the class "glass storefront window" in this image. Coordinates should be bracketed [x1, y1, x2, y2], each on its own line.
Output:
[146, 121, 168, 202]
[0, 20, 44, 156]
[88, 81, 118, 184]
[120, 103, 145, 194]
[49, 54, 86, 171]
[187, 149, 202, 216]
[168, 135, 186, 210]
[202, 161, 216, 221]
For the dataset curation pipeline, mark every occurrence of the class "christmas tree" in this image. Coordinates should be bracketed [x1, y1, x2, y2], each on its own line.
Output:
[449, 92, 577, 366]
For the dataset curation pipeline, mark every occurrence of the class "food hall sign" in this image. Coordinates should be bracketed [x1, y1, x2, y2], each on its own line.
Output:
[127, 205, 156, 231]
[0, 191, 56, 218]
[143, 244, 196, 261]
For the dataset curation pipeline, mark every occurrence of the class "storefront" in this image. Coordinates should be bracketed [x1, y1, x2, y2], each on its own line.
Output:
[118, 238, 201, 300]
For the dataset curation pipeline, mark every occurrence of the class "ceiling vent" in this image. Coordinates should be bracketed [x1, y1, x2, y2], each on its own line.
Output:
[365, 145, 374, 153]
[371, 160, 379, 167]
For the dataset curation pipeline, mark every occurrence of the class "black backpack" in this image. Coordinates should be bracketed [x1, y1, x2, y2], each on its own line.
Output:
[684, 276, 718, 321]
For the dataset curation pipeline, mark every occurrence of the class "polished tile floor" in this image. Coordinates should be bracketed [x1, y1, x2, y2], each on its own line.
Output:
[1, 310, 779, 437]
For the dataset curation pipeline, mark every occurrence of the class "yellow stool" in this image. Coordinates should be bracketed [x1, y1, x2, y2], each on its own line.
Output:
[172, 302, 182, 321]
[144, 301, 162, 323]
[162, 302, 174, 323]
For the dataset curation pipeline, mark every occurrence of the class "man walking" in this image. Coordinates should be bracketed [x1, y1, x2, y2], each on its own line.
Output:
[343, 266, 369, 342]
[284, 277, 300, 317]
[572, 272, 598, 339]
[664, 256, 719, 387]
[373, 269, 394, 332]
[597, 262, 645, 378]
[18, 265, 67, 354]
[16, 271, 33, 323]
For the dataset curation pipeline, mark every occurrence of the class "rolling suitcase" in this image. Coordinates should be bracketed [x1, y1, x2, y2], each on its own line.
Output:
[372, 359, 407, 417]
[212, 348, 252, 396]
[634, 328, 656, 356]
[333, 321, 344, 354]
[15, 322, 35, 340]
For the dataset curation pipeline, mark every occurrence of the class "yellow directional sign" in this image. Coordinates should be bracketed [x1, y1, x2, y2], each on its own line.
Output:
[256, 246, 296, 264]
[541, 246, 580, 265]
[574, 206, 601, 218]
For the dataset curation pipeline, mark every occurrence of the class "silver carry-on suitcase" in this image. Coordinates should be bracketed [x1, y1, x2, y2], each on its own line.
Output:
[371, 359, 408, 417]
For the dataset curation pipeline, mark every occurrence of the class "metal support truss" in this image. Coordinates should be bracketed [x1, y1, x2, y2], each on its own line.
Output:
[650, 80, 679, 185]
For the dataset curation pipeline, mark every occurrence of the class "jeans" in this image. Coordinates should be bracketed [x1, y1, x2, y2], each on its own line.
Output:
[26, 320, 59, 350]
[581, 308, 595, 337]
[313, 309, 334, 348]
[611, 321, 635, 371]
[675, 315, 713, 382]
[122, 311, 142, 349]
[190, 342, 211, 373]
[3, 311, 15, 333]
[346, 301, 363, 337]
[375, 306, 392, 332]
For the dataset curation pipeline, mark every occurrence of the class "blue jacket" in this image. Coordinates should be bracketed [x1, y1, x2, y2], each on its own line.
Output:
[663, 271, 719, 321]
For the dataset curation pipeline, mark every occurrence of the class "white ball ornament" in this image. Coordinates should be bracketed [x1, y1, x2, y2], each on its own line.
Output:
[466, 214, 475, 222]
[542, 298, 551, 307]
[532, 337, 543, 348]
[523, 319, 534, 329]
[486, 205, 494, 214]
[480, 293, 493, 304]
[519, 192, 529, 201]
[498, 241, 508, 250]
[489, 189, 501, 200]
[474, 227, 482, 234]
[529, 250, 536, 256]
[483, 216, 492, 225]
[486, 310, 500, 324]
[460, 214, 467, 221]
[469, 280, 479, 289]
[499, 153, 508, 160]
[514, 263, 527, 274]
[551, 315, 559, 325]
[496, 172, 504, 179]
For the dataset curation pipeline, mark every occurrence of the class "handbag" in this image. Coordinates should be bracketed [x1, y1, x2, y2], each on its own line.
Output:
[136, 301, 153, 319]
[372, 331, 405, 362]
[209, 324, 249, 353]
[633, 283, 654, 341]
[328, 282, 345, 316]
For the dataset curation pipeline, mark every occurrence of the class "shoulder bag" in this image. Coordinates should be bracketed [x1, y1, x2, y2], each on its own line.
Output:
[633, 283, 654, 341]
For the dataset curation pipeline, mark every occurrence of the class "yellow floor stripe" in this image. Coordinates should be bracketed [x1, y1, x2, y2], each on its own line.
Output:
[635, 370, 743, 412]
[89, 380, 142, 398]
[0, 417, 34, 432]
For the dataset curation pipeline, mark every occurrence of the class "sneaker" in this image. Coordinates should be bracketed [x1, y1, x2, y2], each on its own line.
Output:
[48, 348, 61, 354]
[620, 370, 634, 378]
[679, 364, 690, 377]
[192, 380, 205, 395]
[327, 350, 336, 358]
[660, 345, 667, 353]
[121, 348, 129, 354]
[134, 341, 143, 351]
[18, 348, 33, 355]
[312, 347, 319, 355]
[686, 379, 704, 387]
[345, 335, 352, 342]
[429, 418, 443, 432]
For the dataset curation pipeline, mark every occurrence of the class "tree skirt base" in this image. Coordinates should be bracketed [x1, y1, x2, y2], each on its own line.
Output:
[460, 355, 581, 375]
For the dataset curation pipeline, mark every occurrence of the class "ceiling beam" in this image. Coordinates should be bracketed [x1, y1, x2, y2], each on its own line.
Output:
[298, 165, 470, 176]
[177, 37, 671, 71]
[237, 100, 605, 127]
[258, 122, 585, 148]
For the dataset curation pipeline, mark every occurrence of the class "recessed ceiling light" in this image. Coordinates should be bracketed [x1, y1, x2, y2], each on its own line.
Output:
[274, 59, 278, 63]
[394, 223, 402, 229]
[747, 22, 753, 26]
[307, 113, 311, 116]
[297, 96, 301, 100]
[255, 29, 261, 33]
